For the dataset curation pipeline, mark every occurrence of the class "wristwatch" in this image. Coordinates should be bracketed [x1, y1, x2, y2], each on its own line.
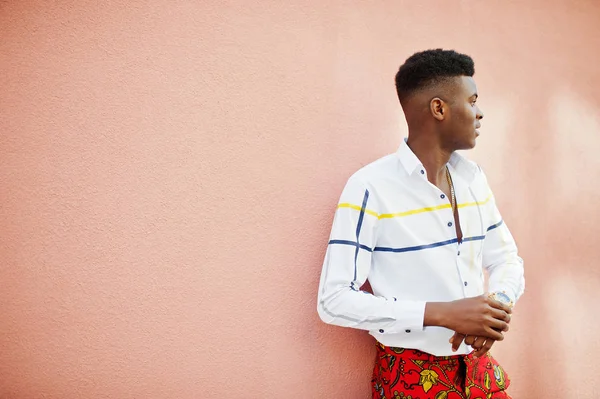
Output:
[488, 291, 514, 309]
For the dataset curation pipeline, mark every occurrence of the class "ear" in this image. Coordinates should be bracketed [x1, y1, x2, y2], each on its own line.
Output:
[430, 98, 447, 121]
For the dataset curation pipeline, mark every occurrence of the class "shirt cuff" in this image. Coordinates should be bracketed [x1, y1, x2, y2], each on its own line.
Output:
[392, 300, 426, 332]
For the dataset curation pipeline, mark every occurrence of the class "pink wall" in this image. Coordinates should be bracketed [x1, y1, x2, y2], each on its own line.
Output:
[1, 1, 599, 398]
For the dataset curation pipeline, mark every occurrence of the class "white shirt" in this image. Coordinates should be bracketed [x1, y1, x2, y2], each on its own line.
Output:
[317, 139, 525, 356]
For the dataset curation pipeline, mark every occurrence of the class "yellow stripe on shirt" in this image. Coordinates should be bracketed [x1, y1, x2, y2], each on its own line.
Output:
[457, 195, 492, 209]
[337, 203, 380, 218]
[337, 194, 492, 220]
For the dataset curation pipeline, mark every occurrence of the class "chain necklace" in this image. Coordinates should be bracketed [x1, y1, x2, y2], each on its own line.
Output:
[445, 166, 456, 212]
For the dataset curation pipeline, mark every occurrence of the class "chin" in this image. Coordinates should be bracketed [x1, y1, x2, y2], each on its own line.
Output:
[450, 136, 476, 151]
[457, 141, 476, 151]
[466, 134, 478, 149]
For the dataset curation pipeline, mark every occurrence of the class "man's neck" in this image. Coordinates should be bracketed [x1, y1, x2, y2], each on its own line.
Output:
[406, 135, 453, 186]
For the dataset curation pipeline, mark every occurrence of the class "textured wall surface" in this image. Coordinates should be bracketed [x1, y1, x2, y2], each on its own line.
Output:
[1, 1, 599, 398]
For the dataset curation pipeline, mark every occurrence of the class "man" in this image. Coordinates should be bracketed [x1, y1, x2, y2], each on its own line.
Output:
[317, 49, 524, 398]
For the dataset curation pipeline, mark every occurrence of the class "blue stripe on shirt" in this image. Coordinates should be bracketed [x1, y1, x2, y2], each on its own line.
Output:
[353, 190, 370, 283]
[328, 221, 502, 254]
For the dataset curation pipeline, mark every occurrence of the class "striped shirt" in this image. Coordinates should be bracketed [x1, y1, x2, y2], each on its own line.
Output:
[317, 139, 525, 356]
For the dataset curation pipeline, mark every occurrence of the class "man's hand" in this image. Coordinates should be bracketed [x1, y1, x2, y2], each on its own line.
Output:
[446, 296, 513, 358]
[448, 332, 505, 358]
[425, 295, 512, 341]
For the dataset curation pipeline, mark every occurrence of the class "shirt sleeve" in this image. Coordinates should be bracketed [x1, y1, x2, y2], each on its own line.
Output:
[480, 173, 525, 305]
[316, 175, 426, 333]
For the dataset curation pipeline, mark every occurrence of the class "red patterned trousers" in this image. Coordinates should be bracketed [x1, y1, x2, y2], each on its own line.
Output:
[371, 343, 512, 399]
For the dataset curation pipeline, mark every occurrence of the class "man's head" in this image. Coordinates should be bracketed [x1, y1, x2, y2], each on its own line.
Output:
[395, 49, 484, 150]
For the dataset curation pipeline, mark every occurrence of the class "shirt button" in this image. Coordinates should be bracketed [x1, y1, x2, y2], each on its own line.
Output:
[448, 222, 453, 227]
[405, 329, 411, 333]
[464, 281, 468, 286]
[440, 194, 445, 199]
[420, 170, 425, 175]
[457, 251, 461, 256]
[379, 329, 385, 333]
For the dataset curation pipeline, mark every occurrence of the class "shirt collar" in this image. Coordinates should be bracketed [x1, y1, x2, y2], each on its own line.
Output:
[396, 138, 478, 185]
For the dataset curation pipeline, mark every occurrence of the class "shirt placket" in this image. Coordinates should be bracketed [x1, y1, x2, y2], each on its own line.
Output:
[418, 165, 471, 298]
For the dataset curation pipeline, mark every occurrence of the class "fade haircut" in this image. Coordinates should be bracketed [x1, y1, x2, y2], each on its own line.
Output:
[395, 49, 475, 103]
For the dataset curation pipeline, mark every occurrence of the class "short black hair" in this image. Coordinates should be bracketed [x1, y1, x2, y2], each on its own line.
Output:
[395, 49, 475, 102]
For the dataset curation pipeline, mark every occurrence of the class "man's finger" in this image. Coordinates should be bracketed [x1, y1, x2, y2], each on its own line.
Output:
[471, 336, 483, 350]
[483, 326, 504, 341]
[451, 333, 466, 352]
[473, 338, 495, 358]
[487, 296, 512, 314]
[449, 332, 458, 343]
[487, 317, 509, 334]
[464, 335, 477, 346]
[490, 308, 511, 323]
